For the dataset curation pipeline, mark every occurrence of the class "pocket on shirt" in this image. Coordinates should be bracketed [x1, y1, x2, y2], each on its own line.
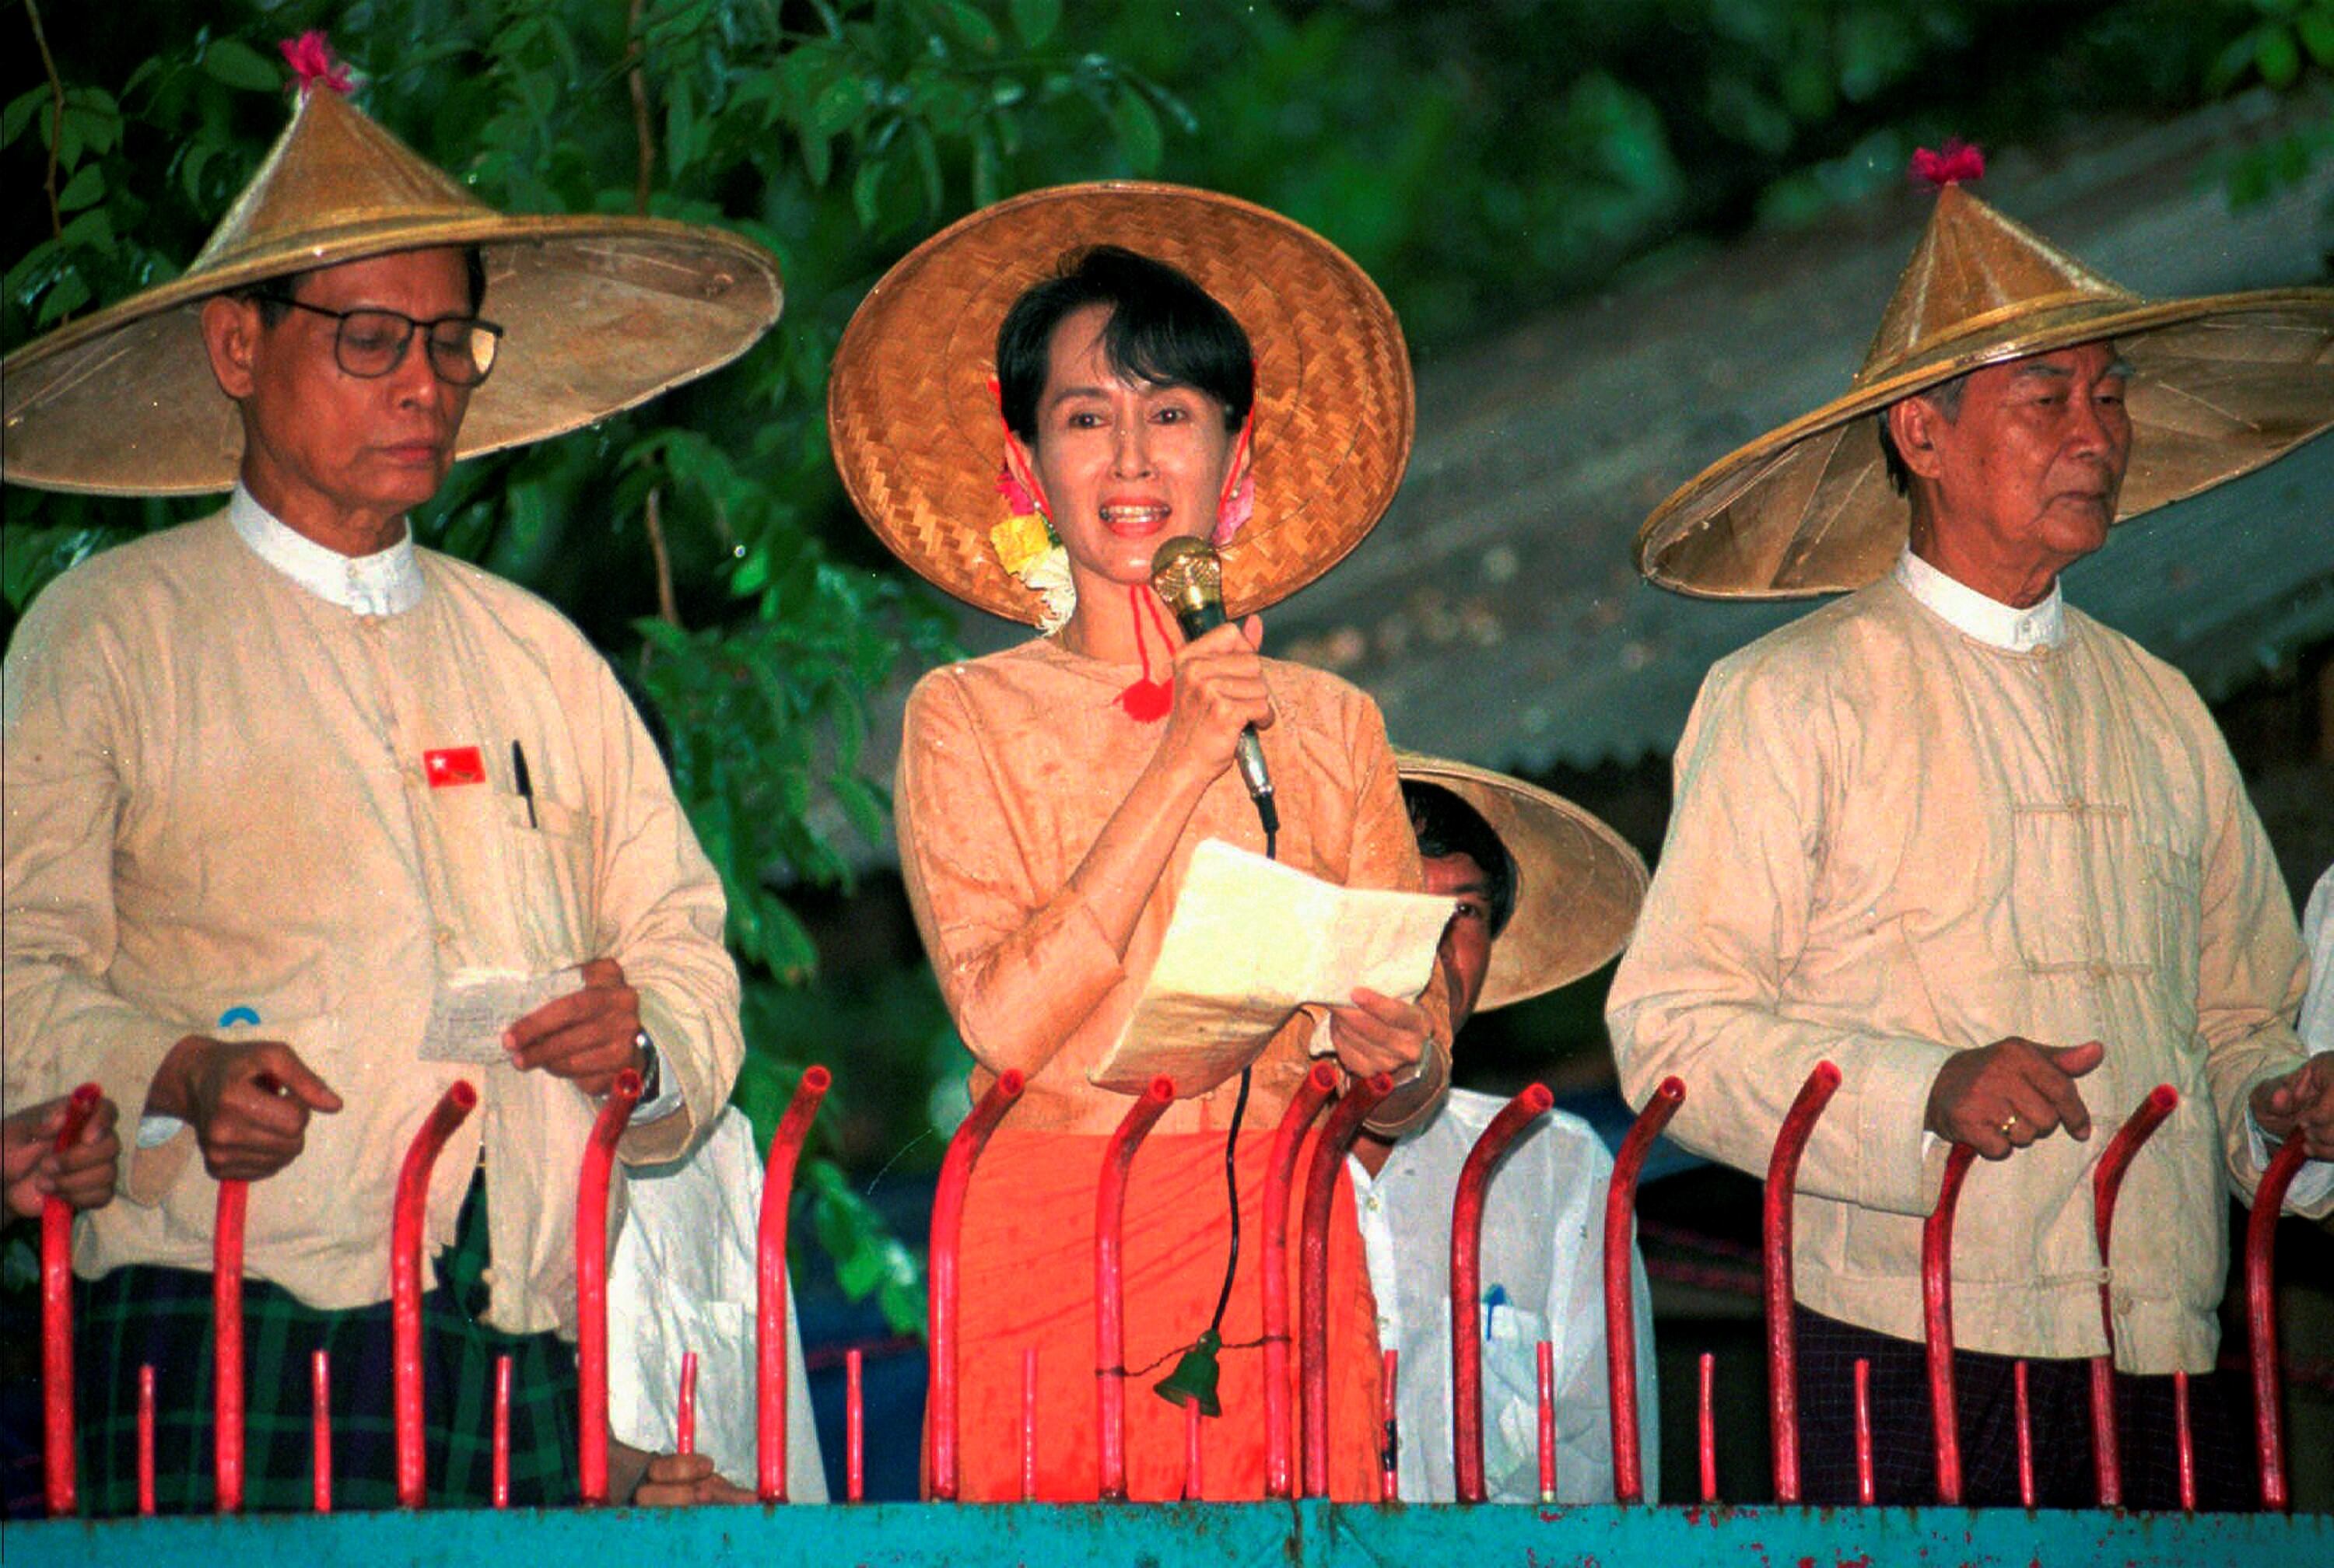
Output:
[2136, 840, 2203, 1007]
[496, 793, 596, 971]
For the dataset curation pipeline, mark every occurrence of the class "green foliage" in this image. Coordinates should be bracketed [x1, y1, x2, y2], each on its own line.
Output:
[2, 0, 1172, 1336]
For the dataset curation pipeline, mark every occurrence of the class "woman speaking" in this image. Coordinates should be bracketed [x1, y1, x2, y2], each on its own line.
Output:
[829, 184, 1446, 1500]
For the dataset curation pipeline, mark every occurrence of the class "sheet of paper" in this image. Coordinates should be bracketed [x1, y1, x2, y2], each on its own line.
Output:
[1090, 838, 1452, 1097]
[419, 967, 581, 1064]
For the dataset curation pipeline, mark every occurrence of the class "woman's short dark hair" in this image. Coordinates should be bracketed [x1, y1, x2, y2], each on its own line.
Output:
[1401, 780, 1519, 939]
[995, 245, 1253, 443]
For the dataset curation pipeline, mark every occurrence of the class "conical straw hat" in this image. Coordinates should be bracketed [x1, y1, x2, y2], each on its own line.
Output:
[827, 182, 1414, 623]
[2, 87, 782, 495]
[1635, 180, 2334, 599]
[1396, 754, 1647, 1012]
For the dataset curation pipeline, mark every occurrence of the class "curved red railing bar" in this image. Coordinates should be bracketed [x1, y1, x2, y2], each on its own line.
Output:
[1763, 1060, 1840, 1503]
[212, 1177, 249, 1511]
[846, 1348, 865, 1503]
[927, 1067, 1020, 1502]
[1301, 1071, 1393, 1499]
[1449, 1082, 1554, 1503]
[1095, 1076, 1175, 1501]
[2248, 1135, 2312, 1510]
[1604, 1076, 1684, 1504]
[756, 1063, 831, 1503]
[1260, 1061, 1338, 1499]
[2087, 1083, 2177, 1508]
[1383, 1346, 1403, 1504]
[1921, 1141, 1978, 1505]
[576, 1067, 643, 1506]
[311, 1350, 331, 1514]
[391, 1080, 477, 1509]
[40, 1082, 100, 1518]
[676, 1349, 699, 1456]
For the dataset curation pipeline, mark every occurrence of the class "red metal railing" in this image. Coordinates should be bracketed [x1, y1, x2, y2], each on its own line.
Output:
[1299, 1071, 1393, 1499]
[391, 1080, 477, 1510]
[575, 1068, 643, 1505]
[2248, 1135, 2311, 1510]
[312, 1351, 331, 1514]
[1095, 1076, 1175, 1500]
[1763, 1061, 1839, 1503]
[40, 1082, 101, 1518]
[1605, 1076, 1684, 1504]
[138, 1363, 157, 1517]
[927, 1067, 1022, 1501]
[846, 1347, 865, 1503]
[2087, 1083, 2177, 1507]
[676, 1349, 699, 1457]
[1921, 1141, 1978, 1504]
[756, 1064, 831, 1503]
[212, 1176, 249, 1511]
[1261, 1061, 1339, 1498]
[1537, 1342, 1557, 1504]
[1381, 1347, 1400, 1503]
[1447, 1082, 1553, 1503]
[492, 1355, 511, 1509]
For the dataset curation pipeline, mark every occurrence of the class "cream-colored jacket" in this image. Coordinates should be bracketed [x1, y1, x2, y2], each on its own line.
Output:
[3, 513, 741, 1335]
[1607, 575, 2321, 1372]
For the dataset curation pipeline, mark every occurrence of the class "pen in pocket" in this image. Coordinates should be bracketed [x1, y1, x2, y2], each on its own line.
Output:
[511, 740, 538, 828]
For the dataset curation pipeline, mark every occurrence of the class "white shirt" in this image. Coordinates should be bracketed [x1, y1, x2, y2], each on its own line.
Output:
[1348, 1087, 1659, 1503]
[608, 1107, 828, 1498]
[1893, 545, 2064, 651]
[1894, 550, 2329, 1208]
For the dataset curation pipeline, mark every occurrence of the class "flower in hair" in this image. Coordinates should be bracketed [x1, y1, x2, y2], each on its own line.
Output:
[991, 466, 1074, 632]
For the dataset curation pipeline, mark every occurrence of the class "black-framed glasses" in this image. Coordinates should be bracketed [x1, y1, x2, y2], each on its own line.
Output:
[256, 295, 505, 387]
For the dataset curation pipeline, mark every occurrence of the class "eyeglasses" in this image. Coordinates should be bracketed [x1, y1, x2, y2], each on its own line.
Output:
[254, 296, 505, 387]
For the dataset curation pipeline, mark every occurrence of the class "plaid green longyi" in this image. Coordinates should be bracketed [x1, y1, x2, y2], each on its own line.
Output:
[69, 1174, 579, 1515]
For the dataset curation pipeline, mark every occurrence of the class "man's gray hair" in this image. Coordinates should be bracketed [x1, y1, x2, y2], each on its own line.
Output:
[1877, 372, 1968, 497]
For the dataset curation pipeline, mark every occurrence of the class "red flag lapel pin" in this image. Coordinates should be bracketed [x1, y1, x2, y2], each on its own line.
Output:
[422, 746, 487, 787]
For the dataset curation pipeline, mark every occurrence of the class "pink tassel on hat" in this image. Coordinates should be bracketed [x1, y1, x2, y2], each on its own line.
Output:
[1910, 138, 1985, 188]
[281, 32, 355, 96]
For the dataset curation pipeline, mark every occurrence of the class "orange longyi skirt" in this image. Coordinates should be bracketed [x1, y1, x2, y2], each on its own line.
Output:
[944, 1126, 1384, 1501]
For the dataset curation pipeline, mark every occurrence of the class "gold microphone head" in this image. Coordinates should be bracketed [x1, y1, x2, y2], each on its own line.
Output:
[1150, 535, 1223, 625]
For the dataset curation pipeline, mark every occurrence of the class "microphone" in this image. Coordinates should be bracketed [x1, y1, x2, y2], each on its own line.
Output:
[1151, 536, 1278, 841]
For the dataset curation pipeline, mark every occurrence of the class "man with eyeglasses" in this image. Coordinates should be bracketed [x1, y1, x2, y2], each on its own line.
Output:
[2, 81, 780, 1511]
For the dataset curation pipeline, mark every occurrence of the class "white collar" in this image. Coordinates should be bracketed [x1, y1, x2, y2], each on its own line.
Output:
[1893, 547, 2063, 652]
[230, 485, 423, 618]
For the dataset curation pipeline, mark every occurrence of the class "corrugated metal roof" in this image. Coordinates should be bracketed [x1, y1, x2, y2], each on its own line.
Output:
[1256, 99, 2334, 772]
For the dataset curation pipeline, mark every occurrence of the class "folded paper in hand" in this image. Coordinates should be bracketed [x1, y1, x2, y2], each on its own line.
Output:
[421, 967, 582, 1064]
[1088, 838, 1452, 1097]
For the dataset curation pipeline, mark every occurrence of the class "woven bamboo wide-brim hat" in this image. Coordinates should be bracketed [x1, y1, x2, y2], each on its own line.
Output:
[2, 87, 781, 495]
[1396, 754, 1647, 1013]
[1635, 180, 2334, 598]
[827, 182, 1414, 622]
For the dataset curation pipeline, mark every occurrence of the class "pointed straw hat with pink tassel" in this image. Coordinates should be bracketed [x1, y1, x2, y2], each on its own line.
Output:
[1635, 141, 2334, 599]
[2, 38, 781, 497]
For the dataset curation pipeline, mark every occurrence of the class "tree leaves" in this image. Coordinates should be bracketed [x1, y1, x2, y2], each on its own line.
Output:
[199, 37, 282, 93]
